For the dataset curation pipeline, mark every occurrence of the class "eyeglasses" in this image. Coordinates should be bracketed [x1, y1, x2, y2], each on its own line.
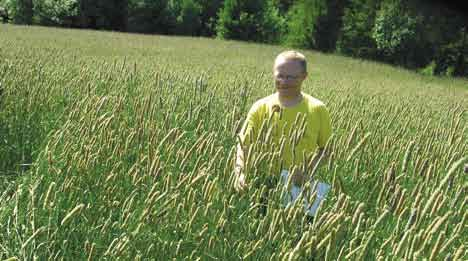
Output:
[275, 74, 302, 81]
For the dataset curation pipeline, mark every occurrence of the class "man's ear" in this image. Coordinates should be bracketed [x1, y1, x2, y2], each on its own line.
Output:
[302, 72, 308, 80]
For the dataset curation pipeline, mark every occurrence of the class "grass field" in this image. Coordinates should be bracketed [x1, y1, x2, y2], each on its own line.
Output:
[0, 24, 467, 260]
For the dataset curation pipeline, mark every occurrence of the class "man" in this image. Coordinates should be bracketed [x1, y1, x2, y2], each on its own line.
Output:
[234, 50, 332, 203]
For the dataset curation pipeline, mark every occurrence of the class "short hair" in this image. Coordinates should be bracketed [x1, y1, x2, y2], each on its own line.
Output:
[275, 50, 307, 73]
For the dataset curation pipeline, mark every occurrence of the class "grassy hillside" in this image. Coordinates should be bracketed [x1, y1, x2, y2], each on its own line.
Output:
[0, 24, 467, 260]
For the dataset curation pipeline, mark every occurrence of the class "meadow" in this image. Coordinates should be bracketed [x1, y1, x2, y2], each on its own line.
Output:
[0, 24, 467, 260]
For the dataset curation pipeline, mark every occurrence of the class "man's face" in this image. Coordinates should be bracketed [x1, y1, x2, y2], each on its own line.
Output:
[273, 58, 307, 96]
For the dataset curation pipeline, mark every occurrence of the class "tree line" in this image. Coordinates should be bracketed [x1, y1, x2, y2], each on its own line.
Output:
[1, 0, 467, 77]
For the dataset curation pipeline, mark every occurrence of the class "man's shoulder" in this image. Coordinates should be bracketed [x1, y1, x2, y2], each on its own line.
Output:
[250, 94, 276, 111]
[302, 93, 326, 108]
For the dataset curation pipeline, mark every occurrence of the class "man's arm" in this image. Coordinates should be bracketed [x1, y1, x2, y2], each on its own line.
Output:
[233, 103, 262, 193]
[234, 143, 247, 193]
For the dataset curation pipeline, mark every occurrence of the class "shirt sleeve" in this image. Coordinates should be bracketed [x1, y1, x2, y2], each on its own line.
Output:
[317, 105, 332, 149]
[238, 103, 262, 147]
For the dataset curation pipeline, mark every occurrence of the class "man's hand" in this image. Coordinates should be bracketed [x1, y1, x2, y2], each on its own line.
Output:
[234, 173, 247, 193]
[291, 169, 306, 186]
[234, 143, 248, 193]
[289, 149, 327, 187]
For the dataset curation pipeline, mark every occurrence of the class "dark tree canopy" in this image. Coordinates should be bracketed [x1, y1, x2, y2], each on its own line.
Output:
[1, 0, 466, 77]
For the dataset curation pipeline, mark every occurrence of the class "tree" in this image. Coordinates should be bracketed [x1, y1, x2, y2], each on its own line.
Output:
[372, 0, 423, 67]
[2, 0, 34, 24]
[78, 0, 98, 28]
[270, 0, 294, 15]
[169, 0, 202, 36]
[33, 0, 79, 26]
[452, 27, 467, 76]
[78, 0, 127, 31]
[19, 0, 33, 24]
[313, 0, 347, 52]
[216, 0, 282, 43]
[195, 0, 223, 36]
[262, 0, 286, 43]
[422, 2, 468, 76]
[98, 0, 127, 31]
[337, 0, 381, 59]
[283, 0, 327, 49]
[0, 5, 11, 23]
[127, 0, 175, 34]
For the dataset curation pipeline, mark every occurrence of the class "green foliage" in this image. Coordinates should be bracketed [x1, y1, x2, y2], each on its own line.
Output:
[272, 0, 294, 15]
[216, 0, 248, 40]
[127, 0, 175, 34]
[418, 60, 436, 76]
[0, 0, 11, 22]
[313, 0, 346, 52]
[284, 0, 326, 49]
[421, 5, 468, 77]
[18, 0, 33, 24]
[337, 0, 380, 59]
[33, 0, 78, 26]
[373, 1, 415, 55]
[195, 0, 223, 36]
[372, 0, 426, 67]
[2, 0, 33, 24]
[216, 0, 283, 43]
[79, 0, 127, 30]
[434, 36, 468, 77]
[170, 0, 202, 36]
[261, 0, 286, 43]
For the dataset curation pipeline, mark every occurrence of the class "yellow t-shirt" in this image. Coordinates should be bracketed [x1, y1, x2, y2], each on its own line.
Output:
[239, 92, 332, 171]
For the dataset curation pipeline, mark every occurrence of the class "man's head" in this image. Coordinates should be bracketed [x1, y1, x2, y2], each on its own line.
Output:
[273, 50, 307, 97]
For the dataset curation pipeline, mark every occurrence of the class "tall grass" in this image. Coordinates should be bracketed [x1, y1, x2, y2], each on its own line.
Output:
[0, 24, 467, 260]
